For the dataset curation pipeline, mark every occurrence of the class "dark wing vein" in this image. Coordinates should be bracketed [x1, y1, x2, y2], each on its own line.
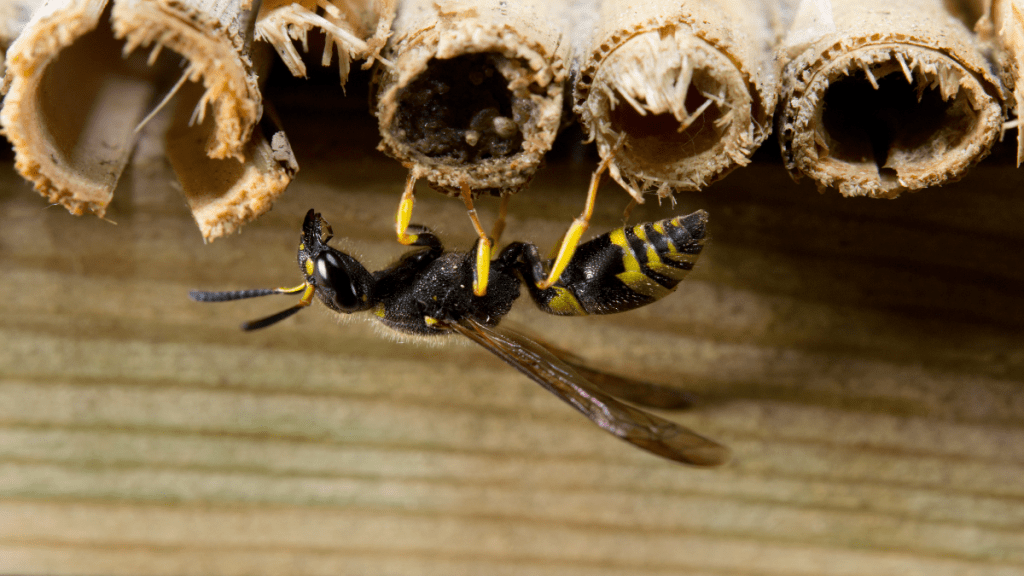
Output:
[450, 318, 729, 466]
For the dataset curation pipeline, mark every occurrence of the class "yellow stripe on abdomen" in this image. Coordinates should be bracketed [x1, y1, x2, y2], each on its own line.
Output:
[610, 226, 673, 299]
[546, 286, 588, 316]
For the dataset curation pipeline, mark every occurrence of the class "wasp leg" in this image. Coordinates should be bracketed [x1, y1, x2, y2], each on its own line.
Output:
[395, 172, 421, 246]
[393, 174, 445, 260]
[535, 152, 616, 290]
[460, 181, 494, 297]
[621, 197, 638, 225]
[490, 193, 511, 245]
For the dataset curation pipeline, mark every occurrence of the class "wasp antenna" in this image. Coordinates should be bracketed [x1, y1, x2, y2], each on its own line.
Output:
[190, 288, 281, 302]
[190, 284, 308, 303]
[241, 304, 307, 331]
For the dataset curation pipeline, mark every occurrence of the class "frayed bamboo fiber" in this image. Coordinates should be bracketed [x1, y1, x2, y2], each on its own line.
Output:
[253, 0, 394, 84]
[574, 0, 779, 201]
[0, 0, 296, 240]
[373, 0, 569, 196]
[777, 0, 1005, 198]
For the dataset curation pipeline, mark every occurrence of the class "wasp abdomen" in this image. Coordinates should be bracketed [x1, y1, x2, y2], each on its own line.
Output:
[526, 210, 708, 316]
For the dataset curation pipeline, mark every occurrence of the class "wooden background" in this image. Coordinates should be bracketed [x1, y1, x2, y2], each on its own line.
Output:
[1, 100, 1024, 574]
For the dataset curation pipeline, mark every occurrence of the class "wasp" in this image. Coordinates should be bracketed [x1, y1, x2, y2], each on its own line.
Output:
[190, 209, 728, 466]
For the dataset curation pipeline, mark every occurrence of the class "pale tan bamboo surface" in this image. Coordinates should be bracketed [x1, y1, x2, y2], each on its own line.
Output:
[984, 0, 1024, 164]
[776, 0, 1005, 198]
[2, 100, 1024, 575]
[574, 0, 778, 199]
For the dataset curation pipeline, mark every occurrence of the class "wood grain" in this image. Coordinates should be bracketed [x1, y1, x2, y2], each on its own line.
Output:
[1, 109, 1023, 575]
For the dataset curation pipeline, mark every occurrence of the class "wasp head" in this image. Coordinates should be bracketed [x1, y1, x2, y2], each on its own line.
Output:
[298, 209, 375, 315]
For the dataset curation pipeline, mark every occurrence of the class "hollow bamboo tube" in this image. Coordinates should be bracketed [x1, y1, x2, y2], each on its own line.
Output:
[373, 0, 569, 196]
[0, 0, 154, 216]
[1, 0, 294, 239]
[111, 0, 262, 162]
[776, 0, 1005, 198]
[113, 0, 295, 240]
[982, 0, 1024, 164]
[162, 80, 296, 240]
[574, 0, 779, 200]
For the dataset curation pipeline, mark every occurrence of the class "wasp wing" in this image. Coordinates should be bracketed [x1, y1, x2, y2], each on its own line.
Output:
[449, 318, 729, 466]
[513, 328, 696, 410]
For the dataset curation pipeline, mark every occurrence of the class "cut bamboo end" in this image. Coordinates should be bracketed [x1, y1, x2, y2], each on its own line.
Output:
[0, 0, 160, 217]
[373, 0, 568, 196]
[777, 2, 1005, 198]
[163, 81, 296, 241]
[573, 0, 778, 201]
[169, 127, 294, 241]
[111, 0, 261, 162]
[1, 0, 285, 236]
[0, 0, 42, 78]
[577, 28, 769, 199]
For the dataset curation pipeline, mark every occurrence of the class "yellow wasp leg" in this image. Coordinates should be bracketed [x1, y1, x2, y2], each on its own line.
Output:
[395, 173, 419, 245]
[460, 181, 493, 297]
[298, 282, 316, 306]
[535, 152, 616, 290]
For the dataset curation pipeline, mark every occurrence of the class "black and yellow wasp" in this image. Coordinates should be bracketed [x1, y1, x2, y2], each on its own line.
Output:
[190, 209, 728, 466]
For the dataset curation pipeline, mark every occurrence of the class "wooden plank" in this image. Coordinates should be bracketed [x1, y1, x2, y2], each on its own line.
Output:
[1, 114, 1023, 575]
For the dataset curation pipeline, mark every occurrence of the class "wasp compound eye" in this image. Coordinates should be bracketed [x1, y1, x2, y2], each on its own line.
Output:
[315, 252, 361, 311]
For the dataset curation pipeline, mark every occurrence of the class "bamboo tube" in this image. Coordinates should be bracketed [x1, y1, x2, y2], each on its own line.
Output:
[112, 0, 296, 240]
[0, 0, 157, 216]
[574, 0, 779, 200]
[158, 78, 297, 240]
[253, 0, 394, 83]
[1, 0, 294, 239]
[983, 0, 1024, 164]
[776, 0, 1005, 198]
[372, 0, 569, 195]
[110, 0, 263, 162]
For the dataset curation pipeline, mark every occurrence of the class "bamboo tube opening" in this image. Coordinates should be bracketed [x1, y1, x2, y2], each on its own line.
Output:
[39, 23, 176, 175]
[389, 52, 532, 170]
[576, 24, 769, 198]
[392, 53, 526, 163]
[374, 2, 566, 196]
[5, 6, 176, 215]
[778, 3, 1005, 201]
[606, 81, 725, 164]
[813, 52, 991, 192]
[160, 78, 292, 241]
